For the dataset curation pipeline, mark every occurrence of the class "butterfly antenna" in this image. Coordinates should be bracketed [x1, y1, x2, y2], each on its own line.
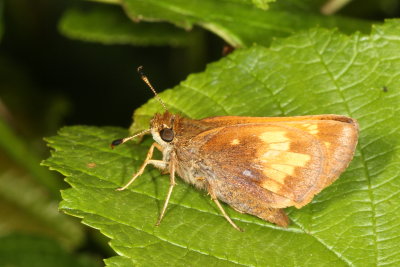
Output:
[137, 66, 168, 111]
[110, 129, 151, 149]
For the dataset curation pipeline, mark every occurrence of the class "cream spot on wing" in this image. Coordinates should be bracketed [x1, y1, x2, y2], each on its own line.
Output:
[285, 152, 311, 166]
[302, 123, 311, 127]
[304, 124, 319, 134]
[269, 142, 290, 151]
[231, 139, 240, 145]
[263, 168, 286, 184]
[262, 151, 311, 167]
[309, 125, 318, 130]
[259, 131, 288, 143]
[261, 180, 282, 193]
[262, 150, 281, 159]
[260, 152, 310, 186]
[270, 164, 295, 176]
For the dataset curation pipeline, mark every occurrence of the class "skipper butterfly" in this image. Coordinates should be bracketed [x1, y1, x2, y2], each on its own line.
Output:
[112, 67, 359, 231]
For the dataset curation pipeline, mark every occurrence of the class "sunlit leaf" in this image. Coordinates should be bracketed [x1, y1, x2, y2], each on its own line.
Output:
[44, 20, 400, 266]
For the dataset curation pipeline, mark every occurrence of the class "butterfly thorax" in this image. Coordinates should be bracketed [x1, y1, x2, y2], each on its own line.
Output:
[150, 112, 215, 190]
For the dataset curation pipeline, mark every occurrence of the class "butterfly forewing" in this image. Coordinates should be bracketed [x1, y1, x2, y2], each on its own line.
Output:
[195, 116, 358, 209]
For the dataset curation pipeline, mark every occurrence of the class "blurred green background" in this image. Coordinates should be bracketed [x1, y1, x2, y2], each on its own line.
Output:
[0, 0, 399, 265]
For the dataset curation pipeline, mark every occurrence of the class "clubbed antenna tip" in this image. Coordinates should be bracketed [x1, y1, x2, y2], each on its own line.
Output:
[110, 129, 151, 149]
[110, 139, 123, 149]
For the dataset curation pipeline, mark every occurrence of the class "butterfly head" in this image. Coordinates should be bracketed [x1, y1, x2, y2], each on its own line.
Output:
[150, 111, 177, 148]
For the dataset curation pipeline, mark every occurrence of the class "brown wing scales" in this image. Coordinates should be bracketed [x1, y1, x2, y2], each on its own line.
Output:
[196, 118, 358, 210]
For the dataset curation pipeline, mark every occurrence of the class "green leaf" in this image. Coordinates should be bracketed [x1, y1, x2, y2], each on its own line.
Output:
[115, 0, 373, 46]
[59, 4, 197, 46]
[0, 233, 100, 267]
[44, 20, 400, 266]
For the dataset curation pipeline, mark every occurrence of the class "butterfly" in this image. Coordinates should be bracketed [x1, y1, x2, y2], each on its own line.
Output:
[112, 67, 359, 231]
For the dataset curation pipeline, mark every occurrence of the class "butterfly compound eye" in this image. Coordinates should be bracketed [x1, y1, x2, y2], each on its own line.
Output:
[160, 128, 174, 142]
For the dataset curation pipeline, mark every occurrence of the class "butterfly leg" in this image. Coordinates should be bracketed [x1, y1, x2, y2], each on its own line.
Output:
[209, 190, 243, 232]
[156, 160, 176, 226]
[117, 142, 168, 191]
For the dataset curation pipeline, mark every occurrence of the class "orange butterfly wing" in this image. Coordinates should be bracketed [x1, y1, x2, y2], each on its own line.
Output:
[195, 115, 358, 209]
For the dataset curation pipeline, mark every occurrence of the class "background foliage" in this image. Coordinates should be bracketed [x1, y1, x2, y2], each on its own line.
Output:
[1, 0, 400, 266]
